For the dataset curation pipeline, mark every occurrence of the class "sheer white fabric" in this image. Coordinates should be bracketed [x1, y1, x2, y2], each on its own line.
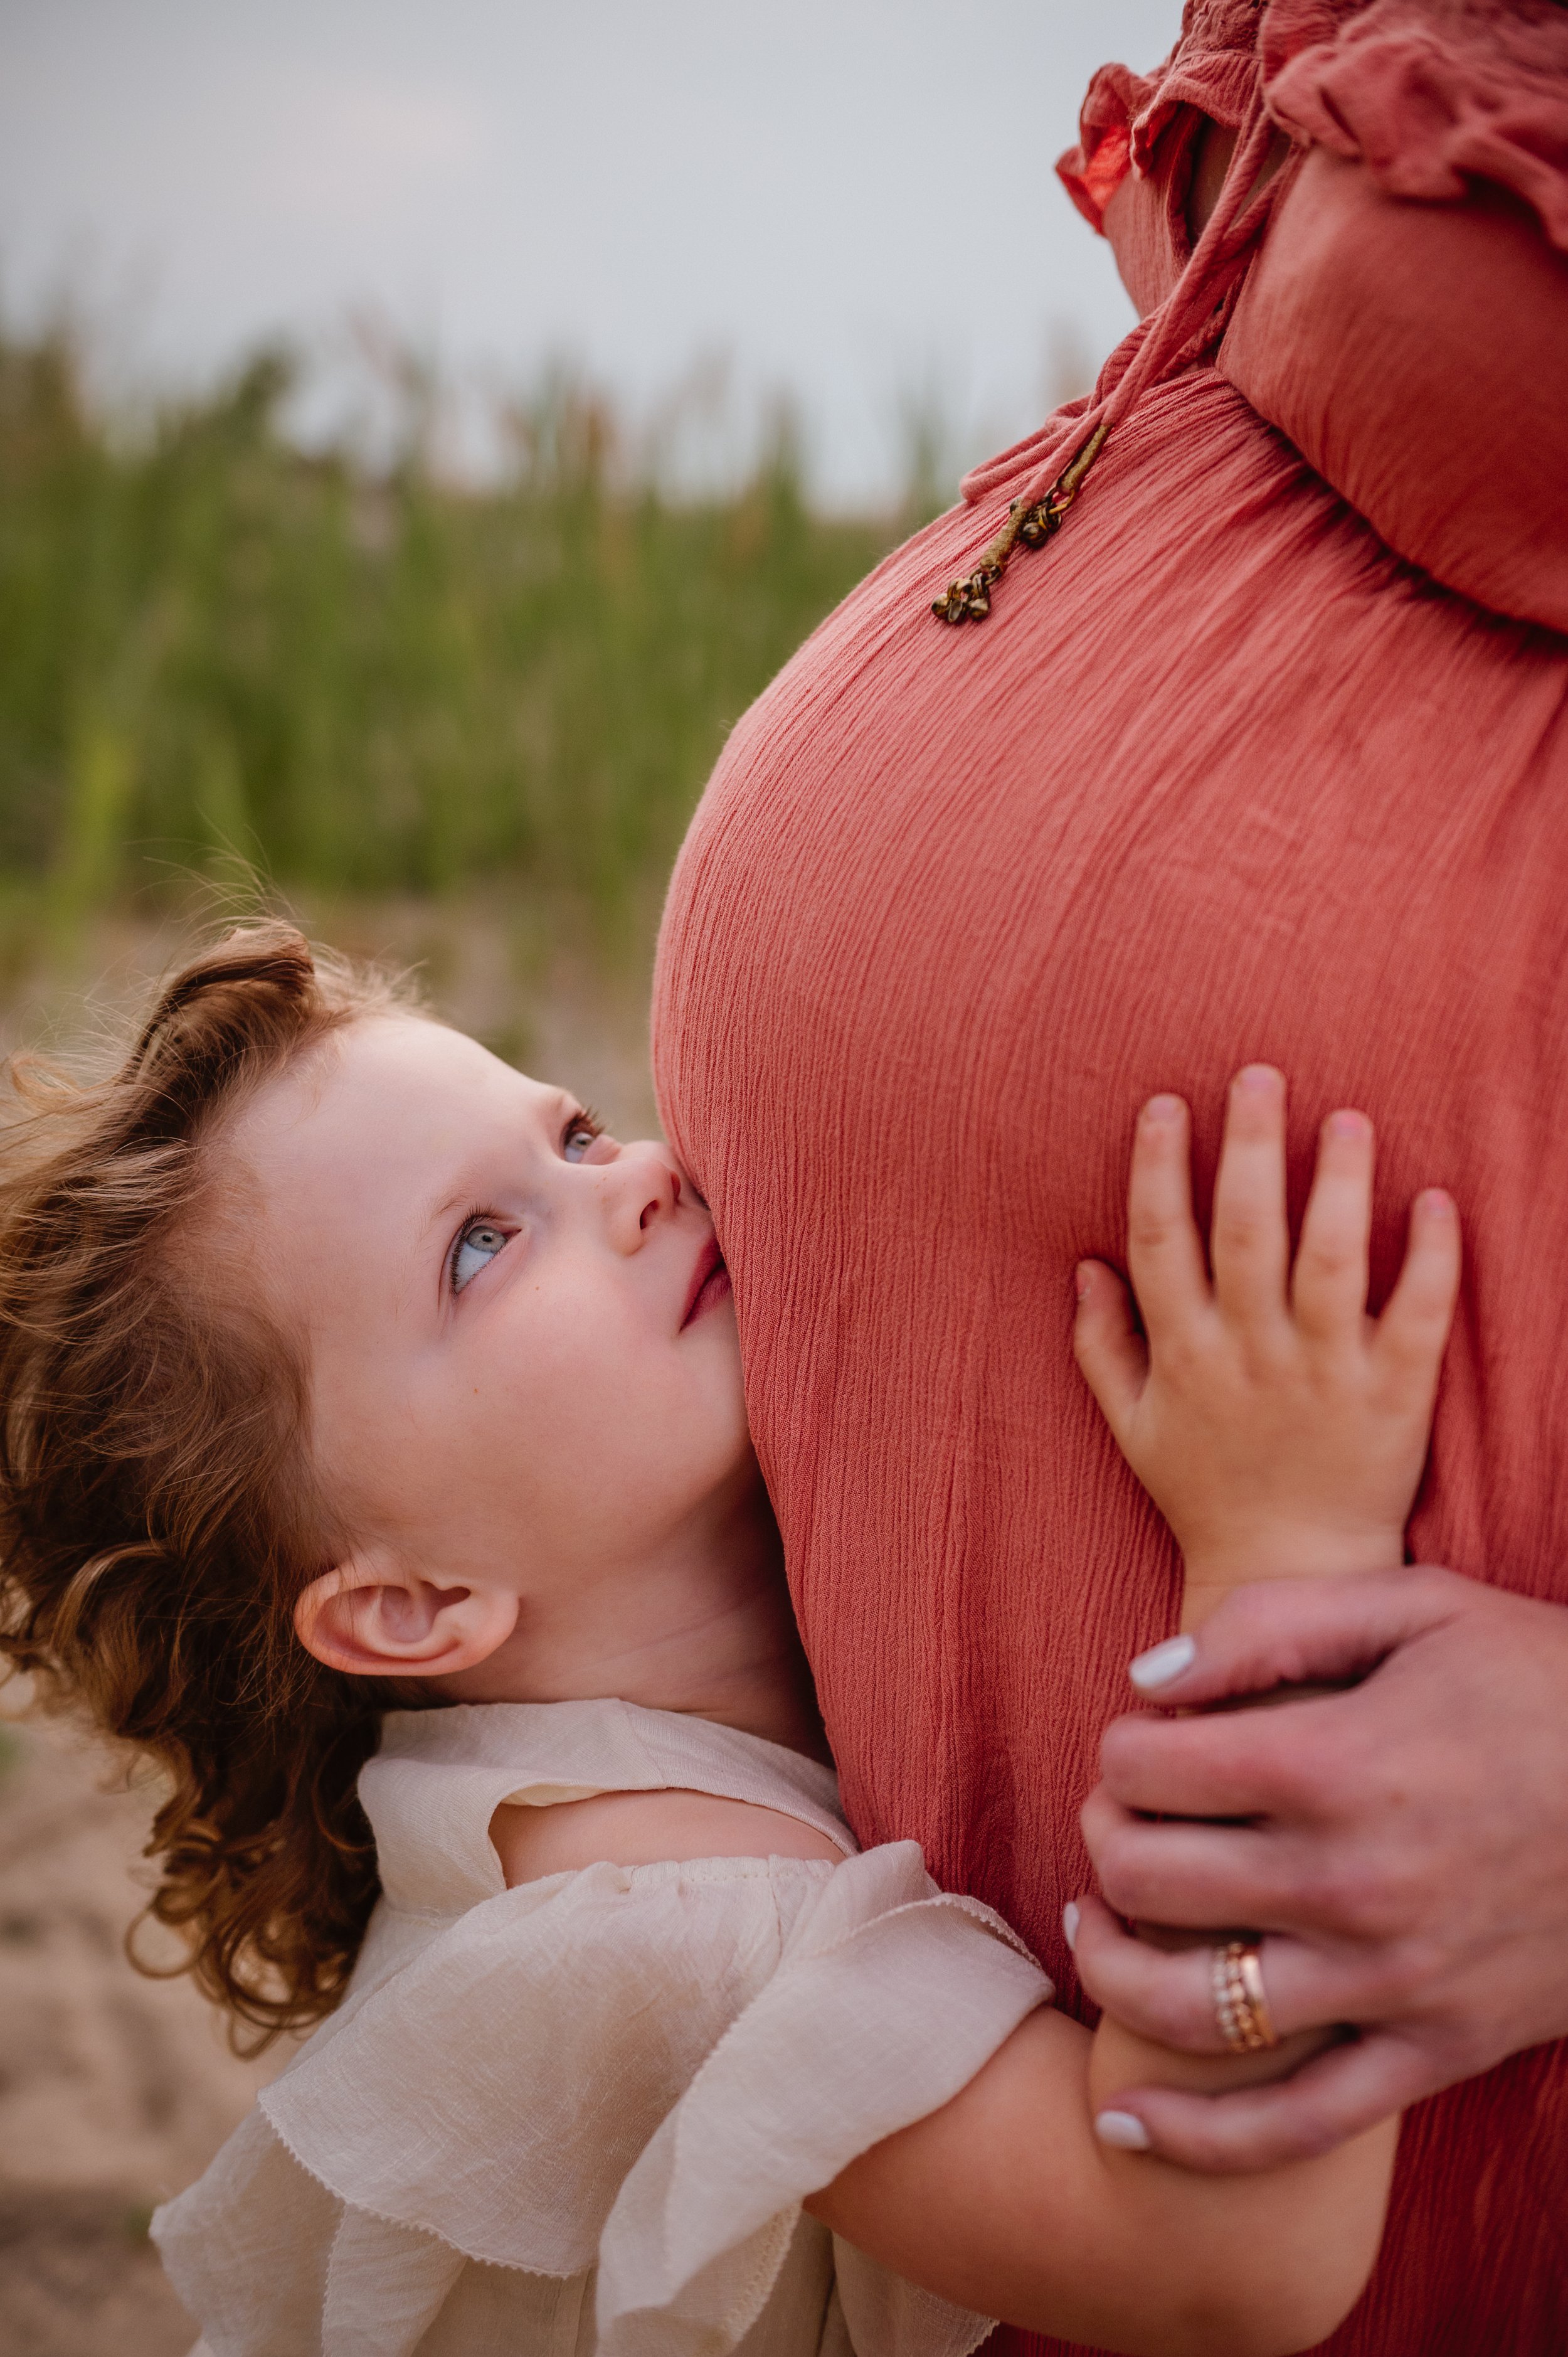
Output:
[152, 1700, 1051, 2357]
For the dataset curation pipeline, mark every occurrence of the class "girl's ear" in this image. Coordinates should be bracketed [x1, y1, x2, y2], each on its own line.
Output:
[294, 1550, 519, 1678]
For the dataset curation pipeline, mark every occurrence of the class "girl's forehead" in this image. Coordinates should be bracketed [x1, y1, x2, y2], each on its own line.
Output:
[226, 1016, 564, 1196]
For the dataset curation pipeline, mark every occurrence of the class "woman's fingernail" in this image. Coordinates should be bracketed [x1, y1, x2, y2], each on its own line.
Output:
[1236, 1063, 1279, 1094]
[1143, 1094, 1183, 1124]
[1128, 1633, 1197, 1691]
[1075, 1264, 1092, 1301]
[1095, 2111, 1152, 2152]
[1327, 1109, 1369, 1141]
[1062, 1902, 1080, 1952]
[1419, 1188, 1456, 1219]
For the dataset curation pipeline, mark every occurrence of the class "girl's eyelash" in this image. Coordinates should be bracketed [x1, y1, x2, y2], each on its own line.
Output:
[449, 1208, 504, 1292]
[448, 1109, 602, 1290]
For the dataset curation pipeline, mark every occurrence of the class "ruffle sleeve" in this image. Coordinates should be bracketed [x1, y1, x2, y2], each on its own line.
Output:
[595, 1845, 1048, 2357]
[1217, 0, 1568, 630]
[1263, 0, 1568, 252]
[1057, 1, 1267, 224]
[154, 1843, 1049, 2357]
[1055, 3, 1268, 317]
[1058, 1, 1568, 253]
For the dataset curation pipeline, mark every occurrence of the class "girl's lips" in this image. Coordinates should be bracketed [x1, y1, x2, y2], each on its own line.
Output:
[680, 1237, 732, 1327]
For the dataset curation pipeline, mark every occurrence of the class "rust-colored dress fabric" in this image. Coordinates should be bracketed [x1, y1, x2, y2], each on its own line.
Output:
[652, 4, 1568, 2351]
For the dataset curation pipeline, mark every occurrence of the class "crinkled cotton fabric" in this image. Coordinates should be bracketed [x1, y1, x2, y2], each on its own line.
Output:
[1263, 0, 1568, 242]
[152, 1701, 1049, 2357]
[1059, 0, 1568, 629]
[1062, 0, 1568, 239]
[652, 16, 1568, 2357]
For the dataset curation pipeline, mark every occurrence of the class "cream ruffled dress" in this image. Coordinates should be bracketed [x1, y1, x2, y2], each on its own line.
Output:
[152, 1699, 1052, 2357]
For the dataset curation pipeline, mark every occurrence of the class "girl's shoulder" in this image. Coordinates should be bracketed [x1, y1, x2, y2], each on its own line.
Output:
[490, 1785, 847, 1886]
[363, 1695, 856, 1917]
[156, 1705, 1053, 2357]
[156, 1822, 1049, 2357]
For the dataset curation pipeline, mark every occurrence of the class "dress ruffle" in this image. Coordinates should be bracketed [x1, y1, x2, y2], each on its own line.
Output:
[1056, 0, 1266, 235]
[1059, 1, 1568, 254]
[154, 1844, 1047, 2357]
[595, 1849, 1046, 2357]
[1264, 0, 1568, 250]
[362, 1698, 854, 1916]
[1047, 0, 1568, 626]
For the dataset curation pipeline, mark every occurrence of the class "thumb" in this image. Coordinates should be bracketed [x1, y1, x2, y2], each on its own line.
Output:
[1073, 1259, 1148, 1442]
[1103, 2028, 1438, 2173]
[1126, 1564, 1481, 1707]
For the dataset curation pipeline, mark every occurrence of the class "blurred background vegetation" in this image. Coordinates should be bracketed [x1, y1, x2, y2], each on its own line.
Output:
[0, 316, 926, 1122]
[0, 313, 943, 2357]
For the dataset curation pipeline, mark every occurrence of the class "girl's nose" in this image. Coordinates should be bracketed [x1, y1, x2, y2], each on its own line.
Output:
[600, 1142, 682, 1252]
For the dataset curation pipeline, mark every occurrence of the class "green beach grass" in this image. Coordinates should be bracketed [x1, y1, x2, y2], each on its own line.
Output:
[0, 321, 916, 977]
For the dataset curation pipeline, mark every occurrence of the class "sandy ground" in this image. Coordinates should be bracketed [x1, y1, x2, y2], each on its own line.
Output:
[0, 1712, 280, 2356]
[0, 898, 657, 2353]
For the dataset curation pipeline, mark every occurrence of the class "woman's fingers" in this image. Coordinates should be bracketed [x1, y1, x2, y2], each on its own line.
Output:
[1069, 1893, 1375, 2053]
[1104, 1565, 1470, 1715]
[1072, 1261, 1148, 1439]
[1069, 1895, 1232, 2049]
[1375, 1188, 1461, 1388]
[1292, 1109, 1375, 1340]
[1124, 1094, 1209, 1329]
[1099, 2027, 1435, 2173]
[1209, 1067, 1290, 1325]
[1080, 1782, 1336, 1931]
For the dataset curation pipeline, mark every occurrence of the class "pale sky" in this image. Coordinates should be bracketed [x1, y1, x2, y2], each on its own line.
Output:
[0, 0, 1178, 503]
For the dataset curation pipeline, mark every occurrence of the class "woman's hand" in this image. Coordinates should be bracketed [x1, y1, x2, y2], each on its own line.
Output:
[1071, 1065, 1460, 1622]
[1071, 1566, 1568, 2169]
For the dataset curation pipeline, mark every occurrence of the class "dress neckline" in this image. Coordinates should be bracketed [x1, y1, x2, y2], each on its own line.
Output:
[363, 1694, 854, 1917]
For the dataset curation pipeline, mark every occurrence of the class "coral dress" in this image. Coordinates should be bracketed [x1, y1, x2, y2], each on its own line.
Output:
[652, 4, 1568, 2352]
[152, 1701, 1047, 2357]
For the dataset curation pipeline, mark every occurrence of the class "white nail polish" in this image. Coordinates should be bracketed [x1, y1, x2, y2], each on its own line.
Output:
[1095, 2111, 1152, 2152]
[1128, 1634, 1197, 1692]
[1062, 1902, 1080, 1952]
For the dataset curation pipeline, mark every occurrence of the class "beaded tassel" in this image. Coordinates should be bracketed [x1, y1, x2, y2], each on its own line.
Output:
[932, 418, 1111, 625]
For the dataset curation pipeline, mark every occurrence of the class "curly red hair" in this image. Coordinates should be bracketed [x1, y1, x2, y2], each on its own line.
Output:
[0, 920, 417, 2045]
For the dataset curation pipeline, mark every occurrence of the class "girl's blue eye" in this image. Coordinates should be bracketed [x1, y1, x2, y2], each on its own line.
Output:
[563, 1115, 601, 1163]
[451, 1221, 509, 1294]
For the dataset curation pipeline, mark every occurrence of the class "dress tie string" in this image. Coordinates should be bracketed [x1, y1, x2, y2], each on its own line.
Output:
[932, 100, 1303, 625]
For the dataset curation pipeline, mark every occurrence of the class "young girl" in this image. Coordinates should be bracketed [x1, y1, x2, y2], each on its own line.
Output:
[0, 922, 1459, 2357]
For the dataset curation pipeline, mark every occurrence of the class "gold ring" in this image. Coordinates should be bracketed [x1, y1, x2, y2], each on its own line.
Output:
[1211, 1938, 1281, 2053]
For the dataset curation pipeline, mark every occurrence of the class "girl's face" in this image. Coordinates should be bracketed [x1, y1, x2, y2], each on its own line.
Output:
[223, 1015, 746, 1612]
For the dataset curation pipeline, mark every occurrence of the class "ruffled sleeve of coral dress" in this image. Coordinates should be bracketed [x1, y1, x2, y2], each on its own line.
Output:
[151, 1700, 1049, 2357]
[1057, 0, 1568, 627]
[652, 8, 1568, 2357]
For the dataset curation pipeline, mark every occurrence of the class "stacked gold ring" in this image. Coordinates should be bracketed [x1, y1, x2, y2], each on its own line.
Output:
[1211, 1939, 1281, 2053]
